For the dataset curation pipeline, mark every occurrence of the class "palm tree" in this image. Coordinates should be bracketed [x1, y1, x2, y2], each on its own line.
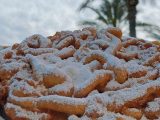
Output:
[79, 0, 127, 28]
[126, 0, 139, 37]
[79, 0, 159, 40]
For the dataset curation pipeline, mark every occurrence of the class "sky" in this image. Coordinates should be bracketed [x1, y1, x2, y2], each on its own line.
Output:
[0, 0, 160, 46]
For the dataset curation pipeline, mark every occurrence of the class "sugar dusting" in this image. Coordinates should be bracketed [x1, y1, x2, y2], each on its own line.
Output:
[0, 27, 159, 120]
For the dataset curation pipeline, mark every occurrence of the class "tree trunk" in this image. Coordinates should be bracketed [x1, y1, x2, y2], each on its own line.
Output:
[127, 0, 138, 37]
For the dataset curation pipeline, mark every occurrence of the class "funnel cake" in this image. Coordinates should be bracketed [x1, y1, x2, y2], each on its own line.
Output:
[0, 27, 160, 120]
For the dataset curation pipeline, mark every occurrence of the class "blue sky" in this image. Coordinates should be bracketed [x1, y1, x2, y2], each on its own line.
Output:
[0, 0, 160, 45]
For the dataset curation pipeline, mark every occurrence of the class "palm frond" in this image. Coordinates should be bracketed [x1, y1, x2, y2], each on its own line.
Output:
[136, 22, 154, 27]
[86, 6, 109, 24]
[138, 22, 160, 40]
[79, 20, 98, 26]
[79, 0, 96, 11]
[79, 0, 128, 28]
[151, 33, 160, 40]
[101, 0, 112, 21]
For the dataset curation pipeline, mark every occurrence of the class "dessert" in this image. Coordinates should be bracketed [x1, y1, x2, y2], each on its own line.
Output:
[0, 27, 159, 120]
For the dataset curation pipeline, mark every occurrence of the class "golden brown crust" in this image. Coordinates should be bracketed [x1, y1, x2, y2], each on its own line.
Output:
[0, 27, 160, 120]
[106, 27, 122, 39]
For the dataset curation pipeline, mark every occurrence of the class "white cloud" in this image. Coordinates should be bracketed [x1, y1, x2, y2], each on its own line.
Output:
[0, 0, 159, 45]
[0, 0, 86, 45]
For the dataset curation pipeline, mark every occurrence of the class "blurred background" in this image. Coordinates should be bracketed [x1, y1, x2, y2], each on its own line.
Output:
[0, 0, 160, 46]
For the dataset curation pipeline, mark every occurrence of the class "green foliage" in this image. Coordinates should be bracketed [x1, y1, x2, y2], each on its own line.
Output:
[79, 0, 159, 40]
[137, 22, 160, 40]
[79, 0, 127, 27]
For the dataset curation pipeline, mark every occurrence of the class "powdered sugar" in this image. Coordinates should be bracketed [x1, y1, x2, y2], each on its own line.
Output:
[145, 98, 160, 112]
[5, 103, 49, 120]
[0, 27, 159, 120]
[97, 111, 136, 120]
